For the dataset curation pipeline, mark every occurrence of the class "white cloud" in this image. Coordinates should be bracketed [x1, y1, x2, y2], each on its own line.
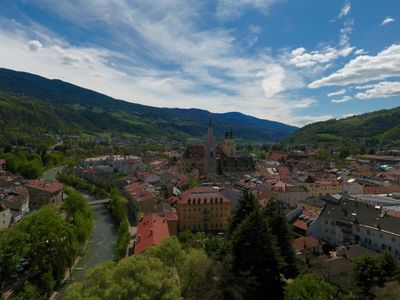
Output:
[327, 89, 346, 97]
[288, 46, 354, 68]
[0, 1, 324, 127]
[355, 81, 400, 99]
[309, 44, 400, 88]
[331, 95, 351, 103]
[340, 19, 353, 47]
[338, 2, 351, 18]
[381, 17, 395, 26]
[248, 24, 262, 34]
[27, 40, 43, 52]
[216, 0, 282, 19]
[354, 49, 367, 55]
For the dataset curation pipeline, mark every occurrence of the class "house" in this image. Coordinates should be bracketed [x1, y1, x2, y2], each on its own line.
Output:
[303, 176, 342, 197]
[293, 236, 322, 255]
[1, 187, 30, 223]
[134, 214, 170, 254]
[25, 180, 64, 209]
[0, 203, 12, 229]
[277, 186, 308, 208]
[124, 182, 158, 214]
[342, 179, 363, 195]
[317, 196, 400, 257]
[176, 186, 231, 232]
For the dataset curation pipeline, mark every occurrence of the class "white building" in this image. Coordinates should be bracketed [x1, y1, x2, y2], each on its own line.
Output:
[317, 196, 400, 257]
[0, 204, 11, 229]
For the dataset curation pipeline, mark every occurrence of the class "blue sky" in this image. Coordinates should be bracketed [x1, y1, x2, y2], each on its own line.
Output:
[0, 0, 399, 126]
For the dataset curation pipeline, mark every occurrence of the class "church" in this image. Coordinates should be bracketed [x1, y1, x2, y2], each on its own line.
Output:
[181, 119, 255, 177]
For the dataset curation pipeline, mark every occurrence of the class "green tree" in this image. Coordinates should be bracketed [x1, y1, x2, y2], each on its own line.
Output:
[231, 209, 283, 299]
[63, 255, 181, 300]
[229, 189, 258, 234]
[263, 199, 298, 277]
[17, 206, 77, 292]
[284, 274, 337, 300]
[353, 255, 384, 298]
[62, 190, 93, 244]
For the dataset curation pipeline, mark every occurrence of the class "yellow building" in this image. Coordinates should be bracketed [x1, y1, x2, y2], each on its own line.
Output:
[303, 176, 342, 197]
[177, 186, 231, 232]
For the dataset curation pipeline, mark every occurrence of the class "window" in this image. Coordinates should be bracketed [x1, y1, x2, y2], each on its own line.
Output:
[392, 237, 396, 243]
[367, 230, 371, 235]
[204, 198, 207, 204]
[210, 198, 214, 204]
[197, 199, 200, 204]
[188, 199, 191, 204]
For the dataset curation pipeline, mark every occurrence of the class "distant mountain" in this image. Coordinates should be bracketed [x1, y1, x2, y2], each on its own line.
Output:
[0, 68, 297, 146]
[285, 107, 400, 147]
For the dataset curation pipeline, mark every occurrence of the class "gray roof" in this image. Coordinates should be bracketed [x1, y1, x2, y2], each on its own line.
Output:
[320, 197, 400, 235]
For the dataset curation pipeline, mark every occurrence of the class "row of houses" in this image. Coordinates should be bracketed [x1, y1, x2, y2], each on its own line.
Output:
[0, 179, 64, 229]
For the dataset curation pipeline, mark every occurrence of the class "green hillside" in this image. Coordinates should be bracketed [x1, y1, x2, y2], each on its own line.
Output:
[0, 68, 297, 147]
[285, 107, 400, 147]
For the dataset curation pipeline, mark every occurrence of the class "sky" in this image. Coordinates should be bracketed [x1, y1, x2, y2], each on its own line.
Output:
[0, 0, 399, 127]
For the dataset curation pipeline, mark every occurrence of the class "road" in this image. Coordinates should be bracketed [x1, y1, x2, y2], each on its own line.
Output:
[42, 166, 64, 182]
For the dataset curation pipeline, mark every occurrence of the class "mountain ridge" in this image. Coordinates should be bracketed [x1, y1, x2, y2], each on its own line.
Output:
[0, 68, 297, 146]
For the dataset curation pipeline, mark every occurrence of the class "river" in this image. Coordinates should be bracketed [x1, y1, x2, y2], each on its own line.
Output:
[69, 203, 118, 281]
[56, 202, 118, 298]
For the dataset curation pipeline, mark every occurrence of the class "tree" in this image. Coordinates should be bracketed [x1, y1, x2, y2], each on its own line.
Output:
[63, 255, 181, 300]
[352, 255, 384, 298]
[62, 190, 93, 244]
[263, 199, 298, 277]
[229, 189, 258, 234]
[17, 206, 77, 292]
[231, 209, 283, 299]
[284, 274, 337, 300]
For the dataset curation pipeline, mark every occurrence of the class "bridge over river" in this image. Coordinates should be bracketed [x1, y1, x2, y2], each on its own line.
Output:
[87, 199, 111, 205]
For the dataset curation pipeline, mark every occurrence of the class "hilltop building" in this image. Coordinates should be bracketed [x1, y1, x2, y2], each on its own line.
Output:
[181, 119, 255, 177]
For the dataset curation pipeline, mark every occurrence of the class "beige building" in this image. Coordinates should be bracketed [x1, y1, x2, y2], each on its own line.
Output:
[177, 186, 231, 232]
[0, 204, 12, 229]
[303, 176, 342, 197]
[26, 180, 64, 209]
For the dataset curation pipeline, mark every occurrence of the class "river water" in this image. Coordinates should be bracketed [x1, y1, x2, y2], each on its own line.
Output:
[57, 203, 118, 297]
[70, 204, 118, 281]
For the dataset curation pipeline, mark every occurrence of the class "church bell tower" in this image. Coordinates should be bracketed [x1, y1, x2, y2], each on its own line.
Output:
[204, 117, 216, 176]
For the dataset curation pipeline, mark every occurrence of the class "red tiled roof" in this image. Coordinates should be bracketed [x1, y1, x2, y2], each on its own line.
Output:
[270, 152, 287, 161]
[0, 159, 6, 165]
[292, 219, 308, 231]
[183, 145, 204, 159]
[26, 180, 63, 193]
[387, 210, 400, 218]
[292, 236, 320, 252]
[277, 166, 289, 175]
[178, 186, 230, 205]
[134, 214, 170, 254]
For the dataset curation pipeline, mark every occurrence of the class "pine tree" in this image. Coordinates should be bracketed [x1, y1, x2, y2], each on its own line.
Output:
[228, 189, 257, 234]
[263, 199, 298, 277]
[231, 209, 284, 299]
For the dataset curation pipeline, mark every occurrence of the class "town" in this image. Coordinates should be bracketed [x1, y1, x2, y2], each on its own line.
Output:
[1, 119, 400, 299]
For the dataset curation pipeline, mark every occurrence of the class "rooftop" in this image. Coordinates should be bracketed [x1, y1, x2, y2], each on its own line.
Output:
[26, 180, 63, 193]
[134, 214, 170, 254]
